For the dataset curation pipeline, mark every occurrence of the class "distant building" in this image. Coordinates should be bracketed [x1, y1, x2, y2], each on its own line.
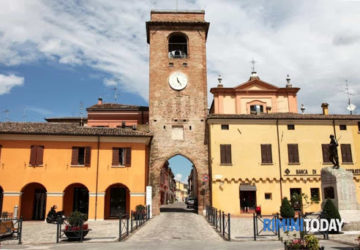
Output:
[175, 181, 188, 202]
[159, 161, 176, 205]
[187, 168, 198, 200]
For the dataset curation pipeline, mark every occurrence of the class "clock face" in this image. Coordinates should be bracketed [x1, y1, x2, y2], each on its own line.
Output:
[168, 72, 188, 91]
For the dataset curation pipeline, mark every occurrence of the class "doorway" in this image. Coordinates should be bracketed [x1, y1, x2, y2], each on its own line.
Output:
[21, 183, 47, 220]
[63, 183, 89, 216]
[240, 191, 256, 213]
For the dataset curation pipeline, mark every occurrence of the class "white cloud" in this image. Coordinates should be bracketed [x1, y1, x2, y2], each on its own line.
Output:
[175, 173, 183, 182]
[0, 74, 24, 95]
[0, 1, 359, 113]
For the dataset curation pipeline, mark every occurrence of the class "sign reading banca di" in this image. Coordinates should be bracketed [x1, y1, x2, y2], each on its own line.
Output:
[263, 218, 344, 232]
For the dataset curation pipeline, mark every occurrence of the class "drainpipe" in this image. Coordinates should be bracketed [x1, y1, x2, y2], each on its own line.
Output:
[332, 119, 337, 139]
[95, 135, 100, 220]
[276, 119, 283, 199]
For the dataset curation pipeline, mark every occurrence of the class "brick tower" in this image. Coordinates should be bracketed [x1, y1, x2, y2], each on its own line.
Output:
[146, 10, 209, 215]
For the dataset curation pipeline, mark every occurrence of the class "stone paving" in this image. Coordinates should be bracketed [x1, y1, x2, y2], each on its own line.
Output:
[128, 202, 222, 242]
[0, 220, 120, 245]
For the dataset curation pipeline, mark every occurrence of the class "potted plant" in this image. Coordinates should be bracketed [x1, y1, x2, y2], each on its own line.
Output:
[63, 211, 90, 240]
[280, 197, 295, 218]
[285, 235, 322, 250]
[134, 205, 146, 220]
[321, 199, 341, 233]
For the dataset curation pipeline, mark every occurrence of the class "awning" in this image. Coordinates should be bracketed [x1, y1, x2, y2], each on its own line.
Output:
[240, 184, 257, 191]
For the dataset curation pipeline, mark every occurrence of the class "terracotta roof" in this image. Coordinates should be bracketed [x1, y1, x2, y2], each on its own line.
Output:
[45, 117, 87, 123]
[86, 103, 149, 112]
[0, 122, 151, 137]
[207, 113, 360, 120]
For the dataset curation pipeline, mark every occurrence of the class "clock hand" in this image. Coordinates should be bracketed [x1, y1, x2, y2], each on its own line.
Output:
[177, 77, 182, 86]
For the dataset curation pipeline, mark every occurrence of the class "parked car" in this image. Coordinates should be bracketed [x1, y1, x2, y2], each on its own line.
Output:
[186, 197, 198, 209]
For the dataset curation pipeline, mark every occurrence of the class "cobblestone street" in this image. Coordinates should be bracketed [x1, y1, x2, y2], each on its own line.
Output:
[0, 202, 357, 249]
[128, 202, 222, 242]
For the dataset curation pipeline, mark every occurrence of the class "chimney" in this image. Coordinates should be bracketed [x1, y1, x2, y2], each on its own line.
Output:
[321, 103, 329, 115]
[97, 97, 103, 105]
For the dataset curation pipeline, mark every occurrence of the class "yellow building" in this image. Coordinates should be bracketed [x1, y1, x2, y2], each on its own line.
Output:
[175, 181, 188, 202]
[0, 103, 151, 220]
[208, 73, 360, 216]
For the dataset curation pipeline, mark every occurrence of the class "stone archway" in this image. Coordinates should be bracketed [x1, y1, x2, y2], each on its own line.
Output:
[150, 152, 209, 216]
[20, 182, 47, 220]
[104, 183, 130, 219]
[63, 183, 89, 217]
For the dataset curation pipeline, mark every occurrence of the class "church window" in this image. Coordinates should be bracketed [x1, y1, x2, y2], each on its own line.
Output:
[168, 33, 187, 59]
[250, 105, 264, 114]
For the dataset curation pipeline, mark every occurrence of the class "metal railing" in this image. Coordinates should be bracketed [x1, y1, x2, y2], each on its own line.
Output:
[300, 212, 329, 240]
[205, 206, 231, 241]
[0, 217, 22, 244]
[56, 205, 151, 243]
[253, 213, 279, 241]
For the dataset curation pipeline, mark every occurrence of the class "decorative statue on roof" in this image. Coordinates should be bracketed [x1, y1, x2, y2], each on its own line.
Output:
[329, 135, 340, 169]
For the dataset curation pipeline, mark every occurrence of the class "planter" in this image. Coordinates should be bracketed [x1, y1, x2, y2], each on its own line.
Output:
[63, 224, 90, 241]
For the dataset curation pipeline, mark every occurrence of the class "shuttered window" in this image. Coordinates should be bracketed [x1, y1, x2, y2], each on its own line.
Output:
[341, 144, 353, 163]
[288, 144, 299, 164]
[322, 144, 331, 163]
[0, 145, 2, 162]
[71, 147, 91, 166]
[261, 144, 272, 164]
[220, 144, 232, 164]
[112, 148, 131, 166]
[29, 145, 44, 166]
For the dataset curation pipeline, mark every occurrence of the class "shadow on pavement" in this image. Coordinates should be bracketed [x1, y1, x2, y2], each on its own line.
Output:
[160, 207, 197, 213]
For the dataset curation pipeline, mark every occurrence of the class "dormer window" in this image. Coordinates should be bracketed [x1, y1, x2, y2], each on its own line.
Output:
[168, 33, 187, 59]
[250, 105, 264, 114]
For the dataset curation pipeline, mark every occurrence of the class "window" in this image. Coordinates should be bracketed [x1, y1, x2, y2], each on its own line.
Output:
[290, 188, 302, 210]
[321, 144, 331, 163]
[220, 144, 232, 164]
[0, 145, 2, 162]
[221, 124, 229, 130]
[310, 188, 320, 203]
[341, 144, 353, 163]
[261, 144, 273, 164]
[250, 105, 264, 114]
[287, 124, 295, 130]
[324, 187, 335, 199]
[339, 124, 347, 130]
[30, 145, 44, 166]
[288, 144, 299, 164]
[71, 147, 91, 166]
[265, 193, 272, 200]
[358, 122, 360, 132]
[168, 33, 187, 58]
[112, 148, 131, 166]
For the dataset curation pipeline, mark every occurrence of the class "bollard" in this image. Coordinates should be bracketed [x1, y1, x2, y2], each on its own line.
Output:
[13, 205, 18, 219]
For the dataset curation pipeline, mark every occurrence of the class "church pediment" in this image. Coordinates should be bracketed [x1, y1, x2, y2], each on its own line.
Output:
[235, 79, 279, 91]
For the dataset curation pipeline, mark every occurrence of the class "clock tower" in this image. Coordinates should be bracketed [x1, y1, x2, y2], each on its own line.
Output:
[146, 10, 209, 214]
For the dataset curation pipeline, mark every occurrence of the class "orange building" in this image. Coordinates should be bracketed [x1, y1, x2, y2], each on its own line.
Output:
[0, 101, 151, 221]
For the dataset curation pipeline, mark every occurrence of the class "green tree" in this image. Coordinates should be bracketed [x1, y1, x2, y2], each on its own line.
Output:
[280, 197, 295, 218]
[321, 199, 341, 233]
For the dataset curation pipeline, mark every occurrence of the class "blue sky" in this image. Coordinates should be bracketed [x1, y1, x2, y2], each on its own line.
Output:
[0, 1, 359, 178]
[168, 155, 193, 183]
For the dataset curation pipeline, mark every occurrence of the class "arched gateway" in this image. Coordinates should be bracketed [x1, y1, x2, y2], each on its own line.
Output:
[147, 10, 210, 215]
